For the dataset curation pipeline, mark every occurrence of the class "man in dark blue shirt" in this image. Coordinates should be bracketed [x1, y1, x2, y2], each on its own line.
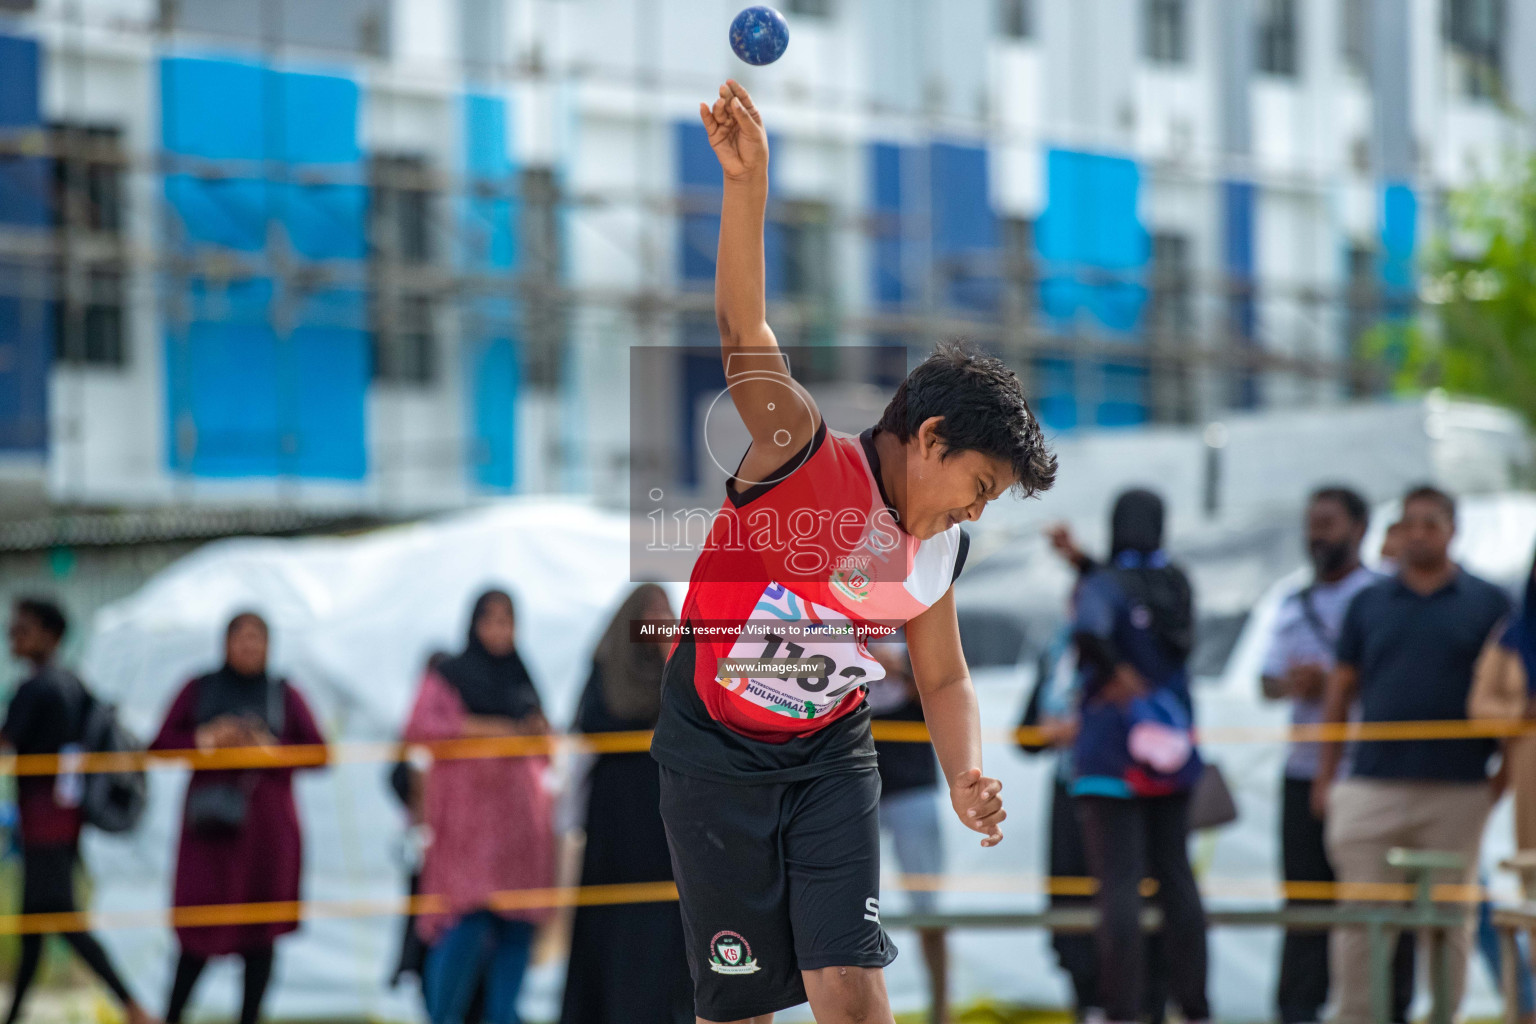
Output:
[1314, 485, 1510, 1024]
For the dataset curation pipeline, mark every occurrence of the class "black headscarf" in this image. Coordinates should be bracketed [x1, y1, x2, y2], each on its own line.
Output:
[1105, 490, 1194, 663]
[593, 584, 671, 725]
[437, 590, 541, 718]
[195, 611, 280, 728]
[1111, 488, 1165, 558]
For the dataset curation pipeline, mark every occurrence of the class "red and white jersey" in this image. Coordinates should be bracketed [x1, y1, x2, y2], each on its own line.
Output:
[651, 423, 968, 783]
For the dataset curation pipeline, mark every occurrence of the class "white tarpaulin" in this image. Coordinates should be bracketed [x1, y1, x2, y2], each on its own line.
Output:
[76, 494, 1536, 1022]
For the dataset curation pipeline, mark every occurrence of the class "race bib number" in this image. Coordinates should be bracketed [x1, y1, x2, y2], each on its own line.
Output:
[715, 583, 885, 719]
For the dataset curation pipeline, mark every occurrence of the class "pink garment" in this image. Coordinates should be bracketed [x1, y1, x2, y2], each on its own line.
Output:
[405, 671, 554, 943]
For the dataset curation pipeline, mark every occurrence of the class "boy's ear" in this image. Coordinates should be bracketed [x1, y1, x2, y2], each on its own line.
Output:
[916, 415, 946, 456]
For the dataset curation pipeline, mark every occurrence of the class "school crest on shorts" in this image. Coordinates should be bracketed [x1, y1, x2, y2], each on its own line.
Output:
[708, 930, 761, 975]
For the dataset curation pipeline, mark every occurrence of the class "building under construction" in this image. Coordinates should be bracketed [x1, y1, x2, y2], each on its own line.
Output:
[1, 0, 1534, 523]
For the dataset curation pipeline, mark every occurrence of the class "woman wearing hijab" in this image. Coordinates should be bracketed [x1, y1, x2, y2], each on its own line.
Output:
[406, 589, 554, 1024]
[150, 612, 328, 1024]
[558, 584, 690, 1024]
[1070, 489, 1209, 1024]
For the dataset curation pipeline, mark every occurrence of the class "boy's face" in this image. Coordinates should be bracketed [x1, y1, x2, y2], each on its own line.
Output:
[901, 417, 1016, 540]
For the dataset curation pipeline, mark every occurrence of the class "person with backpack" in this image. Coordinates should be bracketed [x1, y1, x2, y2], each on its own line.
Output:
[2, 597, 153, 1024]
[150, 611, 327, 1024]
[1070, 490, 1209, 1024]
[1023, 536, 1170, 1024]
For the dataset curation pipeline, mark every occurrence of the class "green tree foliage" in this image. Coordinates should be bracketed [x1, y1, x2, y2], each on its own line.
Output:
[1388, 155, 1536, 423]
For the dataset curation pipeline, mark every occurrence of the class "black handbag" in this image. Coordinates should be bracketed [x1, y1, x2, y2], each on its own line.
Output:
[186, 779, 254, 836]
[186, 676, 286, 837]
[1188, 762, 1239, 831]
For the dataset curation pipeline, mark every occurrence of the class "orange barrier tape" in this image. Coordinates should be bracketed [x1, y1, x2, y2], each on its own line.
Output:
[7, 719, 1534, 777]
[0, 881, 681, 936]
[0, 876, 1492, 936]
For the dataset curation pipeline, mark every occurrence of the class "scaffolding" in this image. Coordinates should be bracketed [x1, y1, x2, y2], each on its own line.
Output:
[0, 0, 1454, 506]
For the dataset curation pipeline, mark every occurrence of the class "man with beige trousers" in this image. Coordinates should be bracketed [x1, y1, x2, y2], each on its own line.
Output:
[1313, 486, 1511, 1024]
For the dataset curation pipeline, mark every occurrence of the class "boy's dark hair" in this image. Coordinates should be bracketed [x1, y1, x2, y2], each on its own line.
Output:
[14, 597, 67, 641]
[1310, 485, 1369, 527]
[874, 339, 1057, 497]
[1403, 484, 1456, 520]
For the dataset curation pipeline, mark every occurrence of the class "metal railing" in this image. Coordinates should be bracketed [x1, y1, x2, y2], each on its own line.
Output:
[887, 849, 1472, 1024]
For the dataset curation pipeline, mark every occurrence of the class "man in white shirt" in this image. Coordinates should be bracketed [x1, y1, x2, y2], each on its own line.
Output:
[1261, 487, 1406, 1024]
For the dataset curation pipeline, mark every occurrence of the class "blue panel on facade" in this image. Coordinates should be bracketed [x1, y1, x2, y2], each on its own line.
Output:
[930, 142, 995, 253]
[471, 337, 518, 491]
[1222, 180, 1255, 278]
[871, 143, 901, 212]
[168, 280, 366, 480]
[288, 288, 368, 480]
[678, 121, 719, 189]
[164, 176, 269, 250]
[676, 120, 785, 291]
[1033, 357, 1077, 432]
[461, 97, 519, 489]
[1223, 179, 1259, 409]
[677, 122, 720, 282]
[161, 58, 370, 479]
[276, 71, 365, 260]
[276, 71, 361, 164]
[466, 94, 512, 177]
[0, 35, 48, 230]
[681, 211, 720, 285]
[1381, 182, 1417, 296]
[1037, 150, 1087, 325]
[161, 57, 267, 160]
[177, 317, 282, 477]
[464, 95, 515, 271]
[1097, 363, 1150, 427]
[282, 182, 368, 260]
[0, 297, 51, 454]
[930, 141, 998, 312]
[1039, 149, 1148, 334]
[0, 156, 50, 228]
[0, 35, 49, 454]
[0, 34, 41, 128]
[869, 143, 906, 305]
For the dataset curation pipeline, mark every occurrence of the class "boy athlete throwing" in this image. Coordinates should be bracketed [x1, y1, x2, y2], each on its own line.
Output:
[651, 81, 1057, 1024]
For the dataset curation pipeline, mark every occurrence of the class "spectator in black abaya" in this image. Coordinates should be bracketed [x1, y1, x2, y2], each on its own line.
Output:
[3, 598, 153, 1024]
[558, 584, 691, 1024]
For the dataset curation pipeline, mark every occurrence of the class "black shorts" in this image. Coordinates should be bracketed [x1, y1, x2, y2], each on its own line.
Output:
[659, 765, 896, 1021]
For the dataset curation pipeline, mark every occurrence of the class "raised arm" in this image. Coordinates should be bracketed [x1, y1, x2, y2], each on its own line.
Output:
[699, 80, 821, 487]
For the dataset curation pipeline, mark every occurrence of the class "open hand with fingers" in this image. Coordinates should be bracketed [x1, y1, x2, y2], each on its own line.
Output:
[699, 79, 768, 182]
[950, 767, 1006, 847]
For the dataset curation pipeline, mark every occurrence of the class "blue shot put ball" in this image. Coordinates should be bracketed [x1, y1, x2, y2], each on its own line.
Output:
[730, 6, 790, 66]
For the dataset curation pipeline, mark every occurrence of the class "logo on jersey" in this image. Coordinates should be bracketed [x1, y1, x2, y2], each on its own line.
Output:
[830, 565, 873, 604]
[864, 897, 881, 923]
[708, 930, 761, 975]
